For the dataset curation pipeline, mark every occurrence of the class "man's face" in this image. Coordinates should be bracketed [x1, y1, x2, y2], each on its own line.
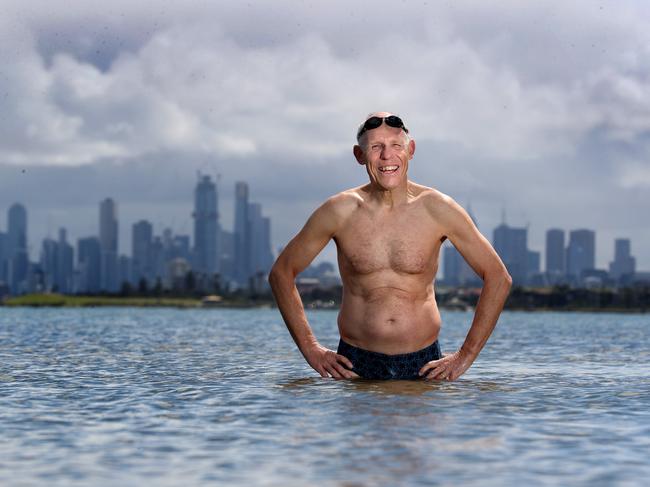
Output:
[355, 123, 415, 191]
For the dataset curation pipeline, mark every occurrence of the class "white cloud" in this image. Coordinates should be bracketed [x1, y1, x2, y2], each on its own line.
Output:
[618, 160, 650, 189]
[2, 1, 650, 171]
[2, 0, 650, 268]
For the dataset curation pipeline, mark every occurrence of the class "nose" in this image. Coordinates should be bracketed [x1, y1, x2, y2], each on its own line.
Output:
[380, 146, 391, 159]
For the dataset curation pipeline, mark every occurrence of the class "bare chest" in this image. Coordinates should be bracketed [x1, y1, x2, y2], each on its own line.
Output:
[335, 209, 442, 276]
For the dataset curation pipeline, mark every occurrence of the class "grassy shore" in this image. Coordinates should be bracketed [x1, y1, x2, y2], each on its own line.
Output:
[2, 293, 202, 308]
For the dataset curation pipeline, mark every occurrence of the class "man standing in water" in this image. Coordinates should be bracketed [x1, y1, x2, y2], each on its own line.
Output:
[269, 112, 512, 381]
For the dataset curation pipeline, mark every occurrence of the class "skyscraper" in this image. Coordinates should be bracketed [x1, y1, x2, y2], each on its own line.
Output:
[545, 228, 565, 274]
[99, 198, 119, 292]
[219, 229, 235, 281]
[0, 231, 6, 283]
[40, 238, 58, 292]
[493, 223, 528, 285]
[192, 174, 220, 276]
[609, 238, 636, 282]
[77, 237, 101, 293]
[527, 250, 540, 276]
[132, 220, 153, 284]
[234, 181, 251, 285]
[41, 228, 74, 293]
[566, 229, 595, 283]
[57, 228, 74, 294]
[118, 255, 132, 290]
[150, 236, 165, 281]
[7, 203, 28, 294]
[172, 235, 191, 263]
[248, 202, 274, 276]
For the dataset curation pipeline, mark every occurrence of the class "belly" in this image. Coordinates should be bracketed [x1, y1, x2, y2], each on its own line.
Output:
[337, 286, 442, 354]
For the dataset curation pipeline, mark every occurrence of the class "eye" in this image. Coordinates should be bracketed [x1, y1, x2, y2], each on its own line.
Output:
[393, 144, 402, 149]
[371, 144, 382, 151]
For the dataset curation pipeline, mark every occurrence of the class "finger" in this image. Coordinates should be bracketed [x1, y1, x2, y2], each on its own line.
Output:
[433, 367, 450, 380]
[418, 357, 448, 376]
[419, 362, 434, 376]
[324, 364, 343, 380]
[436, 371, 454, 381]
[336, 354, 354, 370]
[317, 367, 329, 378]
[420, 361, 445, 377]
[426, 366, 448, 380]
[426, 372, 447, 381]
[332, 362, 355, 379]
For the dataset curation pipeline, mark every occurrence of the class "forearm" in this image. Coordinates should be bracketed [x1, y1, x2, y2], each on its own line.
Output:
[460, 272, 512, 360]
[269, 270, 320, 357]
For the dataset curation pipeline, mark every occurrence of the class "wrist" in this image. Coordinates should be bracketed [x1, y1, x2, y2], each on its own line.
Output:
[459, 345, 479, 362]
[301, 340, 322, 359]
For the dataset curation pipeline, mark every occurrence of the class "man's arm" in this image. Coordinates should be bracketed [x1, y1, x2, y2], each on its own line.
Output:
[420, 194, 512, 381]
[268, 195, 357, 379]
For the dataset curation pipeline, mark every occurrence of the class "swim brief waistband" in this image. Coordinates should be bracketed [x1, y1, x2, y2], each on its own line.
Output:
[337, 338, 441, 380]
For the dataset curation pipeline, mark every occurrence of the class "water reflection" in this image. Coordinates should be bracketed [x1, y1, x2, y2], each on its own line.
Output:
[1, 308, 649, 486]
[279, 376, 513, 395]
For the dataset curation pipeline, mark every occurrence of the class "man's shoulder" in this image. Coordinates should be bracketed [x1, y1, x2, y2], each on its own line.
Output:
[322, 187, 364, 215]
[412, 184, 469, 230]
[414, 185, 474, 234]
[307, 188, 363, 234]
[411, 184, 456, 212]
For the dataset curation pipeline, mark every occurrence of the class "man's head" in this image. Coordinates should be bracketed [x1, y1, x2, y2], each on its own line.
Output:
[356, 113, 410, 145]
[354, 111, 416, 191]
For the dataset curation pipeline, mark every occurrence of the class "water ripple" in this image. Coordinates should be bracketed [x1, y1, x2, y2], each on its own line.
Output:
[1, 308, 648, 486]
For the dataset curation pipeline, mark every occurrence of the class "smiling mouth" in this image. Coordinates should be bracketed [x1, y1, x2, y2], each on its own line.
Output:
[379, 165, 399, 173]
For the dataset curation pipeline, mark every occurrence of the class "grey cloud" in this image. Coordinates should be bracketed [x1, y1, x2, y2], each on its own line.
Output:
[1, 0, 649, 269]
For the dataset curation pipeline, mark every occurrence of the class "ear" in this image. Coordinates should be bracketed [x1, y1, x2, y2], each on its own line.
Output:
[353, 145, 366, 165]
[408, 139, 416, 159]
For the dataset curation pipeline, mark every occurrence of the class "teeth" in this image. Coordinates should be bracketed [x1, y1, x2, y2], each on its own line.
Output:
[379, 166, 398, 172]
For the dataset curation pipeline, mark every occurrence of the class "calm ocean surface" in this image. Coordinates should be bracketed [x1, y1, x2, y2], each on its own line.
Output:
[0, 307, 648, 486]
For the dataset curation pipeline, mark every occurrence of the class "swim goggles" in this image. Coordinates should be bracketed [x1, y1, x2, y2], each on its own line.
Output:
[356, 115, 409, 141]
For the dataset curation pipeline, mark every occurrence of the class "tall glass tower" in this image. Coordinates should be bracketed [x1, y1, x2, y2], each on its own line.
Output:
[132, 220, 153, 283]
[493, 223, 528, 285]
[7, 203, 28, 294]
[234, 181, 250, 285]
[99, 198, 119, 292]
[545, 228, 565, 274]
[193, 174, 219, 276]
[566, 229, 595, 282]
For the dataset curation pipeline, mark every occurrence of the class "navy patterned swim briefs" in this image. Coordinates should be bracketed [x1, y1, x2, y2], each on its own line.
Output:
[336, 338, 442, 380]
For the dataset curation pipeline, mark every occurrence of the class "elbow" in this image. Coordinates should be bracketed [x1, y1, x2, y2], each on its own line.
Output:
[503, 271, 513, 291]
[499, 269, 513, 295]
[268, 263, 293, 289]
[268, 266, 280, 288]
[484, 267, 512, 292]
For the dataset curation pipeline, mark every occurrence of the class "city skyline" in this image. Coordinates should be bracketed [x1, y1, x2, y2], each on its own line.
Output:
[2, 1, 649, 271]
[1, 187, 645, 273]
[0, 176, 275, 295]
[0, 183, 643, 295]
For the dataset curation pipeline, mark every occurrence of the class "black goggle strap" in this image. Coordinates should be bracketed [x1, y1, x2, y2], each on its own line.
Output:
[357, 116, 409, 140]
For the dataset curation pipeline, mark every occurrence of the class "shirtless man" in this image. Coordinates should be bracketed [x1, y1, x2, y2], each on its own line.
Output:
[269, 112, 512, 381]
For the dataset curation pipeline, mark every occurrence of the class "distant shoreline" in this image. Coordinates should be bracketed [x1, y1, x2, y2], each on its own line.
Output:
[0, 294, 260, 309]
[0, 293, 646, 313]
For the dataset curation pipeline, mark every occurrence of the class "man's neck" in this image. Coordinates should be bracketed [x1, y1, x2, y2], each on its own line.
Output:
[366, 181, 411, 209]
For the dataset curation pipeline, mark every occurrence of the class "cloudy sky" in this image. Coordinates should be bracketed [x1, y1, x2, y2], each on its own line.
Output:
[1, 0, 649, 271]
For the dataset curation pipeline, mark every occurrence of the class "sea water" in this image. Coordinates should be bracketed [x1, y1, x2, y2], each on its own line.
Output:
[1, 307, 648, 486]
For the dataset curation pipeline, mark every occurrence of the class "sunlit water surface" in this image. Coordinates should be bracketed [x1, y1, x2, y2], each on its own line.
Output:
[1, 308, 648, 486]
